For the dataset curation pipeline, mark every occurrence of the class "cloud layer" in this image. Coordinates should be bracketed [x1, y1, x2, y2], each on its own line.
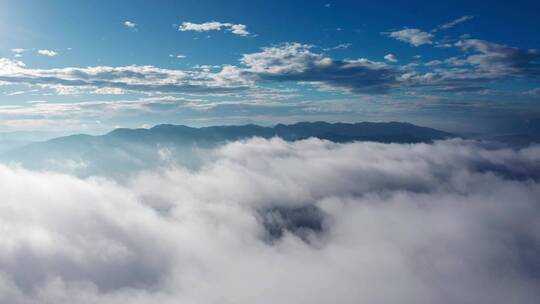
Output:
[0, 138, 539, 303]
[0, 58, 249, 95]
[0, 37, 538, 99]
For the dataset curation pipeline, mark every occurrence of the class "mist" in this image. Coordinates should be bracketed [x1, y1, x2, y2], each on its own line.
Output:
[1, 138, 539, 303]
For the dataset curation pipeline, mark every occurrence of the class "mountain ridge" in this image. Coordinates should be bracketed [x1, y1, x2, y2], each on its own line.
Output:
[106, 120, 454, 142]
[1, 121, 455, 176]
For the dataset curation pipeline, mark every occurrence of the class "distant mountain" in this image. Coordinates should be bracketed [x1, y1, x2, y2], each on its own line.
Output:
[1, 121, 454, 176]
[0, 130, 69, 154]
[105, 121, 453, 143]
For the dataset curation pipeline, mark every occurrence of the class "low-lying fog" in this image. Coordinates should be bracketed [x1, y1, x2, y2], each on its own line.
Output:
[1, 138, 539, 303]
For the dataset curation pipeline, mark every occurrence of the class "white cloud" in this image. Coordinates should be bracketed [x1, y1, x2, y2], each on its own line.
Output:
[427, 39, 540, 82]
[0, 36, 537, 99]
[0, 138, 539, 303]
[392, 38, 540, 92]
[92, 87, 128, 95]
[323, 43, 351, 51]
[434, 15, 474, 32]
[169, 54, 186, 59]
[11, 48, 25, 54]
[384, 53, 398, 62]
[0, 57, 250, 95]
[240, 43, 399, 94]
[37, 49, 58, 57]
[123, 21, 137, 29]
[0, 42, 401, 96]
[179, 21, 224, 32]
[387, 28, 434, 46]
[178, 21, 251, 36]
[229, 24, 249, 36]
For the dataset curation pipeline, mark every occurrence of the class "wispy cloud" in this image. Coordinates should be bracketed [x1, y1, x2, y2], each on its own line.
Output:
[323, 43, 351, 51]
[433, 15, 474, 32]
[396, 38, 540, 92]
[454, 38, 540, 77]
[4, 90, 25, 96]
[11, 48, 25, 58]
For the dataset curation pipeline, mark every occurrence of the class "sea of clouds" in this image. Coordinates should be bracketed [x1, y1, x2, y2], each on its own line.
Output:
[1, 138, 539, 303]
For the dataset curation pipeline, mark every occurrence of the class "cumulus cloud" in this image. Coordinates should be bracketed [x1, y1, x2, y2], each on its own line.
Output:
[0, 138, 539, 303]
[387, 28, 434, 46]
[178, 21, 251, 36]
[37, 50, 58, 57]
[240, 43, 400, 94]
[384, 53, 398, 62]
[229, 24, 250, 36]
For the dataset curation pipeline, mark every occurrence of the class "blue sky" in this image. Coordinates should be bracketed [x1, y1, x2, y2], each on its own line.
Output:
[0, 0, 539, 134]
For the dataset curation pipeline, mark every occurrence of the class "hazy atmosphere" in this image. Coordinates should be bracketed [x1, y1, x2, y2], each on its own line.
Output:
[0, 1, 539, 303]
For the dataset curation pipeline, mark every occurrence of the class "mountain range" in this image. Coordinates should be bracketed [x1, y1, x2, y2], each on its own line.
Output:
[1, 121, 454, 176]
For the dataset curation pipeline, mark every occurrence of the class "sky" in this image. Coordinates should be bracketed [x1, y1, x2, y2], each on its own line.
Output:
[0, 0, 539, 134]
